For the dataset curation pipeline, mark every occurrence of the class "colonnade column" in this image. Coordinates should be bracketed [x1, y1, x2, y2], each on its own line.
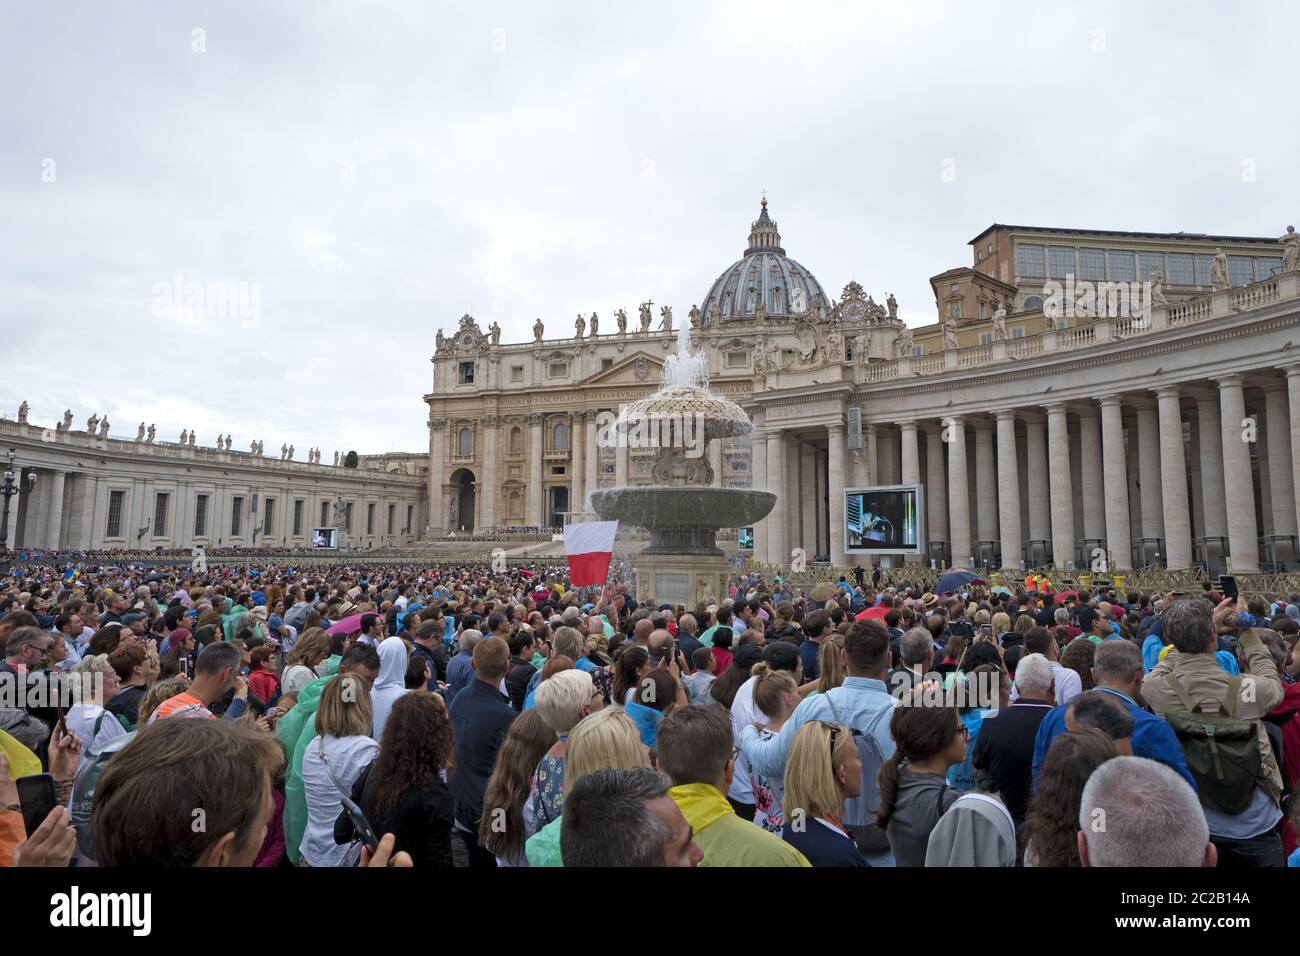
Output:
[1045, 404, 1074, 567]
[1155, 386, 1192, 569]
[1134, 399, 1164, 542]
[44, 469, 67, 550]
[945, 416, 971, 568]
[995, 411, 1022, 569]
[1100, 396, 1133, 570]
[1077, 408, 1106, 543]
[973, 422, 997, 547]
[1263, 382, 1297, 540]
[1218, 376, 1260, 572]
[926, 426, 947, 549]
[1024, 413, 1050, 547]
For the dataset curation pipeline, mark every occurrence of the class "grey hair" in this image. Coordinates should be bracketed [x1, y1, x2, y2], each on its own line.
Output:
[900, 628, 933, 666]
[560, 768, 675, 867]
[562, 605, 582, 623]
[1054, 607, 1070, 625]
[1092, 639, 1143, 685]
[1014, 653, 1054, 696]
[1078, 756, 1208, 867]
[459, 629, 483, 653]
[1163, 598, 1215, 654]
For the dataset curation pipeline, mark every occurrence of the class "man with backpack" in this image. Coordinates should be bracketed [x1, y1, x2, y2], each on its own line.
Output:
[738, 618, 896, 864]
[1142, 597, 1286, 867]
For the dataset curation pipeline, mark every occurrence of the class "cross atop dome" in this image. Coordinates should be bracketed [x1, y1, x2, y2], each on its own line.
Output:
[745, 195, 785, 256]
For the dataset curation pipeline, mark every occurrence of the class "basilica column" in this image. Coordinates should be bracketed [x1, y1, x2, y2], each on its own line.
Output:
[1077, 408, 1105, 542]
[751, 426, 768, 562]
[926, 426, 947, 548]
[527, 414, 544, 527]
[973, 421, 997, 547]
[828, 423, 847, 566]
[995, 411, 1022, 568]
[945, 417, 971, 568]
[1155, 387, 1192, 569]
[43, 469, 67, 550]
[481, 417, 501, 529]
[1100, 396, 1133, 570]
[584, 413, 599, 513]
[866, 424, 879, 485]
[766, 429, 788, 566]
[1195, 393, 1228, 540]
[1023, 413, 1050, 547]
[799, 442, 817, 554]
[1218, 376, 1260, 572]
[899, 421, 920, 485]
[1134, 399, 1164, 542]
[1263, 381, 1297, 539]
[1045, 404, 1075, 568]
[570, 412, 585, 523]
[427, 418, 446, 533]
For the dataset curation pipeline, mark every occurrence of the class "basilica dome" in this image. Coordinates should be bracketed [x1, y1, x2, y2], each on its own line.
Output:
[700, 198, 828, 326]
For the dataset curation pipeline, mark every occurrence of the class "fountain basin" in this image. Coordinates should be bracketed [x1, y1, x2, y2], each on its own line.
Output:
[591, 486, 775, 556]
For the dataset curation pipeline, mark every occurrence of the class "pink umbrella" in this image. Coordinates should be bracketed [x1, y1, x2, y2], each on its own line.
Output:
[327, 613, 365, 636]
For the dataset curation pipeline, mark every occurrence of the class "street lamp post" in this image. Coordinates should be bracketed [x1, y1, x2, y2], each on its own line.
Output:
[0, 449, 37, 556]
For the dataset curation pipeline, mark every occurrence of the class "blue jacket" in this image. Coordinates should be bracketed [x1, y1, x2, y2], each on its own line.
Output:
[1030, 685, 1196, 792]
[444, 650, 474, 705]
[448, 678, 516, 828]
[740, 676, 895, 778]
[782, 819, 868, 867]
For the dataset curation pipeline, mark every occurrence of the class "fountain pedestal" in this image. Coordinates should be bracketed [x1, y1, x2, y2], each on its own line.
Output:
[633, 551, 731, 608]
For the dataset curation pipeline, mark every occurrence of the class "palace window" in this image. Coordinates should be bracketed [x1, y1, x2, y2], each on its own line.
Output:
[1107, 251, 1136, 282]
[980, 333, 992, 345]
[1228, 256, 1254, 287]
[1257, 257, 1283, 280]
[1138, 252, 1165, 282]
[153, 493, 169, 537]
[1194, 254, 1214, 285]
[948, 303, 961, 318]
[1015, 243, 1045, 278]
[1167, 253, 1195, 285]
[195, 494, 209, 537]
[1011, 327, 1025, 338]
[1022, 295, 1044, 311]
[107, 490, 125, 538]
[1048, 245, 1075, 278]
[1078, 248, 1106, 280]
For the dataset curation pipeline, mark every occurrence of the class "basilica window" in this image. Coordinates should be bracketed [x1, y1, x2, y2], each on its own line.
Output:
[553, 422, 568, 452]
[510, 365, 524, 383]
[458, 361, 475, 385]
[727, 351, 747, 368]
[549, 362, 569, 378]
[458, 428, 472, 457]
[509, 427, 523, 456]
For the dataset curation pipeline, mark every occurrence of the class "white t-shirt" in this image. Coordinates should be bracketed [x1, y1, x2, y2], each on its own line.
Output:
[299, 733, 380, 867]
[729, 676, 760, 805]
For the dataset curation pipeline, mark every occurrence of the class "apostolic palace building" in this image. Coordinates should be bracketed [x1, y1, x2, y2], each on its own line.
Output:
[6, 200, 1300, 576]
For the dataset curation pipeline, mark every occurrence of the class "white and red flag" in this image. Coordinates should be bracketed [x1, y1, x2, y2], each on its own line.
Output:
[564, 520, 618, 587]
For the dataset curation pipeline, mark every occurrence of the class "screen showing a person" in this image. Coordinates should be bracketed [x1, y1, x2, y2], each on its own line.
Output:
[845, 487, 921, 553]
[311, 527, 338, 550]
[737, 527, 755, 550]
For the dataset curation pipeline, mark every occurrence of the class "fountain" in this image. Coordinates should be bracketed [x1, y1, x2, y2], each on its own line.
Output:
[590, 322, 776, 606]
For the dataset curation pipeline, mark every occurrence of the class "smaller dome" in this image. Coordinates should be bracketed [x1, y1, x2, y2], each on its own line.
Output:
[701, 199, 828, 325]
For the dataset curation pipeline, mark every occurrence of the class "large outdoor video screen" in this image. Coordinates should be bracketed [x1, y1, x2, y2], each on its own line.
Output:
[311, 527, 338, 550]
[845, 485, 924, 556]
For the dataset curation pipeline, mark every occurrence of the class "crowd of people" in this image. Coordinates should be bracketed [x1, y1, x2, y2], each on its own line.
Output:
[1, 556, 1298, 868]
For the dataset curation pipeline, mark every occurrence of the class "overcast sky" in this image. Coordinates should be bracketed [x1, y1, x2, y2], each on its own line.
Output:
[2, 0, 1296, 456]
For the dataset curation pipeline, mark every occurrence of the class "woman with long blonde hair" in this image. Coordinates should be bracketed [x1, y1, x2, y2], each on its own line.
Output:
[781, 720, 867, 866]
[298, 674, 377, 866]
[524, 707, 647, 866]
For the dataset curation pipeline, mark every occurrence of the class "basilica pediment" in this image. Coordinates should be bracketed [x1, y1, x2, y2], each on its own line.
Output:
[581, 352, 664, 386]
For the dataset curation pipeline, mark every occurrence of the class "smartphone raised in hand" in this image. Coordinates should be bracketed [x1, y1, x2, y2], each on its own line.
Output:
[1218, 575, 1238, 601]
[17, 773, 58, 837]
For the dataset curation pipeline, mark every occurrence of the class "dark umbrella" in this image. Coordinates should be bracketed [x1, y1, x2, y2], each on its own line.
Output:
[936, 570, 981, 594]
